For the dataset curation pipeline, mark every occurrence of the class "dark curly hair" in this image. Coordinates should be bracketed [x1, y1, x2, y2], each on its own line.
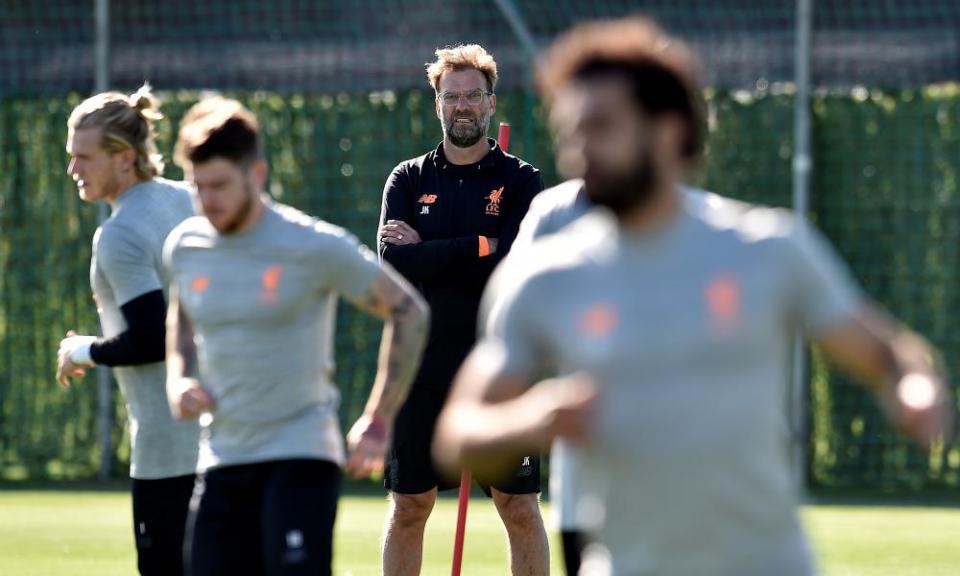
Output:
[536, 17, 706, 162]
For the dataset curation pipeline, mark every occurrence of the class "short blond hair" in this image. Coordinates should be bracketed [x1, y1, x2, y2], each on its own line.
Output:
[426, 44, 498, 93]
[67, 83, 165, 180]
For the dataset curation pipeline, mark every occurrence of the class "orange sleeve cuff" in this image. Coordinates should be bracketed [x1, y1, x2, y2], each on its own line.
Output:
[478, 235, 491, 257]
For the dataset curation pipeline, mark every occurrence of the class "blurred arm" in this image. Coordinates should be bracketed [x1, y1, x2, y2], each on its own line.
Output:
[433, 343, 595, 481]
[165, 289, 213, 420]
[815, 305, 952, 445]
[343, 263, 430, 477]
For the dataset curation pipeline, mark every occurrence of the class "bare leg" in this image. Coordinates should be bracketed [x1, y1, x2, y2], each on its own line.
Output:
[382, 489, 437, 576]
[492, 489, 550, 576]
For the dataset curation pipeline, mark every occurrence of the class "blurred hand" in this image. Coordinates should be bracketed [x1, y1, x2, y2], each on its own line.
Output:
[881, 371, 953, 447]
[527, 373, 597, 446]
[345, 413, 390, 479]
[56, 330, 94, 388]
[379, 220, 421, 246]
[56, 358, 88, 389]
[171, 378, 216, 420]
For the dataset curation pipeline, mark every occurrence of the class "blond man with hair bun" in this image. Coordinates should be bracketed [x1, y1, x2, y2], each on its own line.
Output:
[57, 83, 199, 576]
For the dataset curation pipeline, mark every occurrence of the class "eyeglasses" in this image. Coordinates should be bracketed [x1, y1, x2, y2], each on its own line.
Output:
[437, 89, 493, 106]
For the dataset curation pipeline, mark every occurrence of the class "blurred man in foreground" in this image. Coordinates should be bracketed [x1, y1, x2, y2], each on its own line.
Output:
[166, 97, 428, 575]
[435, 17, 953, 576]
[510, 179, 593, 576]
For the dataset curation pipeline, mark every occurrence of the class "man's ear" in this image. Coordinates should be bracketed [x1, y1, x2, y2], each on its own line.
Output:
[120, 148, 137, 173]
[250, 158, 269, 189]
[654, 113, 687, 165]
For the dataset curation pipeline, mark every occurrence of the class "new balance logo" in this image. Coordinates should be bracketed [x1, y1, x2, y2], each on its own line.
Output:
[418, 194, 438, 204]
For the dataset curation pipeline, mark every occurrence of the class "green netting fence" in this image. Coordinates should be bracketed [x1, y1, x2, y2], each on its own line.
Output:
[2, 1, 960, 493]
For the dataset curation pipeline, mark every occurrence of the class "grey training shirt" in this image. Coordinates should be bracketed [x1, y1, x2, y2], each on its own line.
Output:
[92, 178, 199, 479]
[507, 178, 593, 531]
[482, 189, 861, 576]
[164, 200, 382, 472]
[511, 178, 591, 252]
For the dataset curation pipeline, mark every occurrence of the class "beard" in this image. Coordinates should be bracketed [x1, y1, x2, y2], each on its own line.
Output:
[217, 181, 257, 234]
[443, 110, 491, 148]
[584, 151, 659, 217]
[82, 171, 121, 203]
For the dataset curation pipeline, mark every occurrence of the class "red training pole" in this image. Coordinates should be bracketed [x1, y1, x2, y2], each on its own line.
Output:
[451, 473, 471, 576]
[450, 122, 512, 576]
[498, 121, 511, 153]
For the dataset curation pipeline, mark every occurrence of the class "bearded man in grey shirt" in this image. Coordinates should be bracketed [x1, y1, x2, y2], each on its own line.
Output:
[165, 97, 429, 576]
[510, 178, 593, 576]
[57, 84, 200, 576]
[435, 18, 953, 576]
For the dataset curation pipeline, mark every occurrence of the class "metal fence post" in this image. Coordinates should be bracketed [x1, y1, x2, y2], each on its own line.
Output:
[490, 0, 539, 155]
[94, 0, 113, 482]
[791, 0, 813, 493]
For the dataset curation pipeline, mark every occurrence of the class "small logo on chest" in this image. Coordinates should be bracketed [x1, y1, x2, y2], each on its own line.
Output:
[579, 302, 619, 338]
[485, 186, 504, 216]
[260, 265, 284, 304]
[705, 274, 741, 334]
[190, 276, 210, 294]
[186, 275, 210, 307]
[420, 205, 430, 215]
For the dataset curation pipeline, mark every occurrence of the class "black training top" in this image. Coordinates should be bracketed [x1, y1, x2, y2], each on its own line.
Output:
[378, 138, 543, 392]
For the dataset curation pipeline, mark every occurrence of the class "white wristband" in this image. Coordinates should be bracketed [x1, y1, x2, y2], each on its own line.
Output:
[68, 337, 98, 365]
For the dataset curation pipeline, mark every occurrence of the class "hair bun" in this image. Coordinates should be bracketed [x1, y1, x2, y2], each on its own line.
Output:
[129, 82, 163, 121]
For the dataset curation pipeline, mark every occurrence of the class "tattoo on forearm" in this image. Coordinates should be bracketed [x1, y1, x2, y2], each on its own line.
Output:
[375, 292, 428, 416]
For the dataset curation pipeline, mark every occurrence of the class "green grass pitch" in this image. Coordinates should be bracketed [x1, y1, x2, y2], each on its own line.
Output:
[1, 490, 959, 575]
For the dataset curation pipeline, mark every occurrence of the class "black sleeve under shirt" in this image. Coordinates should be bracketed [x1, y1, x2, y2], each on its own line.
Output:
[89, 289, 167, 366]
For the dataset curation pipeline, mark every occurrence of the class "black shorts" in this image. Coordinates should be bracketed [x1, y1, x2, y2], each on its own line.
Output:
[132, 474, 195, 576]
[185, 459, 341, 576]
[384, 386, 541, 496]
